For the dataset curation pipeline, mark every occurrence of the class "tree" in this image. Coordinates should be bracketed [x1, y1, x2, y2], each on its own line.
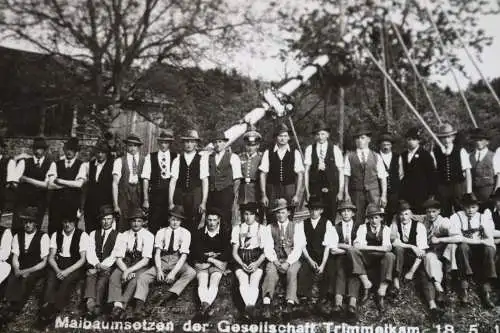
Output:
[0, 0, 273, 127]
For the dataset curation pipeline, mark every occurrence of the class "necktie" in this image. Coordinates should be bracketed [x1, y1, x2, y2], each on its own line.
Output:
[101, 230, 106, 251]
[320, 145, 326, 160]
[345, 224, 351, 245]
[167, 229, 175, 252]
[35, 159, 41, 168]
[133, 232, 138, 252]
[66, 160, 71, 168]
[132, 155, 138, 176]
[361, 151, 367, 164]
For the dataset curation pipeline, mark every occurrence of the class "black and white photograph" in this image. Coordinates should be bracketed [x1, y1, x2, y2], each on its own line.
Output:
[0, 0, 499, 332]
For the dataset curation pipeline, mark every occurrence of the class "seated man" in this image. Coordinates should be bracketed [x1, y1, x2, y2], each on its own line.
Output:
[84, 205, 120, 318]
[1, 207, 49, 325]
[191, 208, 231, 320]
[40, 215, 89, 324]
[348, 203, 395, 312]
[108, 208, 154, 319]
[331, 199, 361, 319]
[0, 216, 12, 285]
[390, 200, 428, 292]
[452, 193, 496, 308]
[134, 206, 196, 314]
[261, 198, 306, 319]
[297, 197, 336, 314]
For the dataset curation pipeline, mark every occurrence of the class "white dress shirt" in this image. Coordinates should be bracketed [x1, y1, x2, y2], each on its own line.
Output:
[11, 232, 50, 258]
[424, 215, 460, 238]
[3, 157, 18, 183]
[450, 210, 494, 246]
[112, 153, 142, 184]
[259, 145, 305, 174]
[303, 143, 344, 170]
[353, 224, 392, 248]
[49, 230, 90, 257]
[116, 228, 154, 259]
[231, 223, 265, 249]
[263, 220, 306, 264]
[390, 221, 429, 250]
[86, 229, 119, 267]
[170, 152, 209, 180]
[155, 226, 191, 254]
[343, 149, 388, 178]
[141, 150, 172, 180]
[0, 229, 12, 261]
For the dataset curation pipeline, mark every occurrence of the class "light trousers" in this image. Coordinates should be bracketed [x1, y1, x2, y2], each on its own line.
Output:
[235, 268, 263, 306]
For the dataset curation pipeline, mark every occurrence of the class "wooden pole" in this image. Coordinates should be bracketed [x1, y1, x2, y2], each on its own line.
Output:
[380, 19, 391, 130]
[338, 0, 346, 149]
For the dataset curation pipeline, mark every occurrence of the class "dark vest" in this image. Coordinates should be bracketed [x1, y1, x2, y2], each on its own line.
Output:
[270, 221, 295, 259]
[18, 231, 44, 270]
[94, 229, 118, 262]
[118, 154, 145, 187]
[54, 159, 83, 200]
[268, 149, 296, 185]
[19, 157, 51, 203]
[365, 224, 384, 246]
[335, 222, 357, 245]
[492, 210, 500, 231]
[381, 152, 400, 194]
[87, 159, 114, 207]
[150, 151, 177, 191]
[240, 152, 262, 182]
[433, 146, 465, 184]
[56, 229, 83, 260]
[309, 142, 339, 189]
[470, 150, 495, 187]
[209, 151, 233, 191]
[303, 217, 327, 262]
[178, 153, 202, 190]
[24, 157, 51, 181]
[396, 220, 418, 245]
[348, 151, 379, 191]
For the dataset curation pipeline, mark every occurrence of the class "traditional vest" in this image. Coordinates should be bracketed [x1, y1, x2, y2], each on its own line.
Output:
[18, 231, 44, 270]
[348, 151, 379, 191]
[381, 152, 400, 194]
[94, 229, 118, 262]
[239, 152, 262, 183]
[433, 147, 465, 184]
[87, 159, 114, 205]
[268, 149, 295, 185]
[396, 220, 418, 245]
[365, 224, 384, 246]
[119, 154, 145, 186]
[335, 222, 357, 245]
[178, 154, 202, 191]
[303, 217, 327, 262]
[270, 221, 295, 259]
[470, 150, 495, 187]
[56, 229, 83, 261]
[150, 151, 177, 191]
[310, 142, 339, 186]
[208, 151, 233, 191]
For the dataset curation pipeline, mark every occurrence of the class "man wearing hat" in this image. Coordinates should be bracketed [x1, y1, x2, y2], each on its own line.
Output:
[378, 132, 401, 223]
[207, 130, 242, 233]
[330, 199, 361, 319]
[349, 203, 395, 311]
[1, 207, 49, 324]
[261, 198, 306, 319]
[48, 137, 87, 235]
[239, 125, 263, 208]
[451, 193, 496, 307]
[259, 123, 304, 215]
[431, 123, 472, 217]
[469, 128, 498, 203]
[83, 205, 120, 318]
[400, 127, 436, 215]
[134, 205, 196, 314]
[297, 196, 337, 314]
[112, 133, 146, 231]
[39, 214, 89, 324]
[142, 130, 178, 233]
[107, 208, 154, 319]
[191, 207, 231, 320]
[169, 129, 209, 233]
[12, 136, 56, 233]
[304, 121, 344, 221]
[83, 141, 115, 232]
[344, 126, 388, 227]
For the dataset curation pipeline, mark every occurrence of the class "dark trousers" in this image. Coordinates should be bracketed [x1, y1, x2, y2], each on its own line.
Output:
[117, 183, 142, 232]
[297, 257, 333, 299]
[84, 268, 112, 306]
[349, 188, 381, 227]
[348, 248, 394, 283]
[332, 254, 360, 299]
[392, 246, 433, 302]
[384, 191, 399, 225]
[173, 186, 202, 234]
[43, 258, 84, 310]
[456, 243, 497, 290]
[436, 182, 464, 218]
[5, 269, 45, 311]
[207, 186, 234, 233]
[149, 182, 170, 234]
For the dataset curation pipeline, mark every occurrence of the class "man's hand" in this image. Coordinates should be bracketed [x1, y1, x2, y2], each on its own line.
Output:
[379, 196, 387, 208]
[309, 260, 319, 271]
[317, 264, 325, 275]
[413, 248, 425, 258]
[121, 270, 130, 282]
[198, 202, 206, 214]
[114, 205, 121, 216]
[143, 200, 150, 211]
[336, 192, 343, 201]
[291, 195, 299, 206]
[169, 203, 175, 210]
[57, 270, 68, 280]
[262, 195, 269, 207]
[87, 268, 98, 276]
[127, 272, 136, 281]
[157, 269, 165, 282]
[305, 191, 311, 203]
[165, 272, 176, 284]
[247, 262, 258, 273]
[19, 176, 26, 183]
[21, 271, 30, 278]
[430, 236, 440, 245]
[14, 268, 22, 277]
[280, 262, 290, 272]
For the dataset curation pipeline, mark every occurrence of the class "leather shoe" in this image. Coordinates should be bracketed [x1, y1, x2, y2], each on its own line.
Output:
[331, 304, 343, 316]
[376, 295, 386, 312]
[360, 288, 370, 303]
[346, 305, 358, 321]
[482, 291, 495, 309]
[459, 289, 470, 305]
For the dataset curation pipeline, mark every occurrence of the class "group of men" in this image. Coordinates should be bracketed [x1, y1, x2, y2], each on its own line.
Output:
[0, 119, 498, 325]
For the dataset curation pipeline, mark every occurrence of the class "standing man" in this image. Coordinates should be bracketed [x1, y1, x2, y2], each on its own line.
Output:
[239, 125, 263, 205]
[400, 127, 436, 215]
[207, 131, 242, 233]
[469, 128, 498, 203]
[142, 130, 177, 234]
[432, 123, 472, 217]
[259, 123, 304, 216]
[83, 141, 114, 232]
[48, 137, 87, 235]
[304, 120, 344, 221]
[104, 131, 123, 160]
[13, 137, 56, 233]
[0, 137, 17, 216]
[112, 134, 145, 232]
[169, 129, 209, 233]
[344, 126, 388, 227]
[378, 132, 401, 223]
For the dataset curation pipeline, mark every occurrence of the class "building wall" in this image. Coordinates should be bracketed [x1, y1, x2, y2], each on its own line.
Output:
[110, 109, 161, 154]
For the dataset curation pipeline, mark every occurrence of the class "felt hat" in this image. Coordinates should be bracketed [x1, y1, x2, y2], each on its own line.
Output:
[422, 198, 441, 210]
[239, 202, 260, 213]
[405, 127, 422, 140]
[306, 196, 327, 209]
[19, 206, 39, 223]
[337, 199, 357, 211]
[397, 200, 412, 212]
[157, 129, 175, 142]
[436, 123, 457, 137]
[311, 120, 330, 134]
[32, 137, 48, 150]
[98, 205, 114, 220]
[180, 129, 201, 141]
[206, 206, 224, 218]
[128, 208, 146, 220]
[274, 123, 290, 137]
[212, 130, 229, 142]
[378, 132, 394, 143]
[270, 198, 293, 213]
[64, 137, 80, 151]
[243, 125, 262, 144]
[94, 141, 110, 153]
[365, 203, 385, 217]
[353, 125, 372, 138]
[461, 193, 479, 206]
[123, 133, 143, 146]
[169, 205, 186, 220]
[470, 128, 490, 141]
